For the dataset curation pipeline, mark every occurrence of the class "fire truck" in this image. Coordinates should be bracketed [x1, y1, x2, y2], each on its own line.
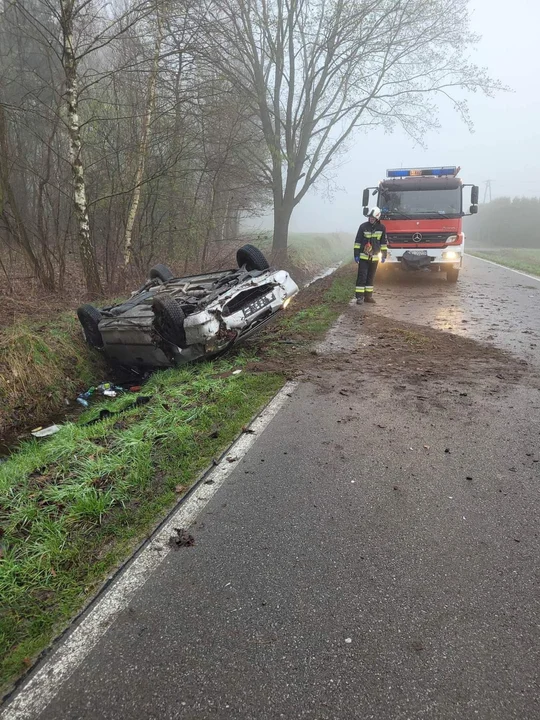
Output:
[362, 166, 479, 282]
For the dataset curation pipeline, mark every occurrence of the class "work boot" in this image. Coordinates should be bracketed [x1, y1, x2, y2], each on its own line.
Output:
[356, 296, 364, 305]
[364, 294, 376, 304]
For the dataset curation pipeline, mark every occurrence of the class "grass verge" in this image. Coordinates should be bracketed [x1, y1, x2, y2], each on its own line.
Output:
[0, 315, 106, 442]
[0, 264, 356, 694]
[468, 248, 540, 277]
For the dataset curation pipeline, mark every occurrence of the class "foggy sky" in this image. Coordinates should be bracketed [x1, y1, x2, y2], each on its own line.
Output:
[252, 0, 540, 234]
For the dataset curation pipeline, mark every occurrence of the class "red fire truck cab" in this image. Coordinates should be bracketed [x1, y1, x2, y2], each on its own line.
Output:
[362, 166, 479, 283]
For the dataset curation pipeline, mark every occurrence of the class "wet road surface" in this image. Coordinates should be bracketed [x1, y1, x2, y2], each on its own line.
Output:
[3, 256, 540, 720]
[377, 254, 540, 366]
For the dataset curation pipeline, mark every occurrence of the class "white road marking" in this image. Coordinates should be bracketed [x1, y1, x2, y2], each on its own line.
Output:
[1, 381, 298, 720]
[467, 254, 540, 283]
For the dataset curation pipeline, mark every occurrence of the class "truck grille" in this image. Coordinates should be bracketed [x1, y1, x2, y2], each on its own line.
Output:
[387, 233, 453, 244]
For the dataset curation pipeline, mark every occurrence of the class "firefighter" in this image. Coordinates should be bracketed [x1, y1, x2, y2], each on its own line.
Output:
[354, 207, 387, 304]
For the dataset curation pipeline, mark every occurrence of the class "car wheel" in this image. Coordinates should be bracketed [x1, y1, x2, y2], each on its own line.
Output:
[153, 295, 186, 346]
[149, 264, 174, 283]
[77, 304, 104, 349]
[236, 244, 270, 271]
[446, 269, 459, 283]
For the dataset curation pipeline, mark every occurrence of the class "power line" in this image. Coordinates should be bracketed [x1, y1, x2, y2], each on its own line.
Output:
[483, 180, 493, 204]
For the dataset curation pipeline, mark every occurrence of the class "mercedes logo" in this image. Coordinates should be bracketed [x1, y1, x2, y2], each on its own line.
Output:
[412, 232, 422, 243]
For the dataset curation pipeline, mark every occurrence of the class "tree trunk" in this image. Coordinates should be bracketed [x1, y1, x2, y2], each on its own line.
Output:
[272, 199, 293, 265]
[123, 12, 163, 267]
[60, 0, 103, 298]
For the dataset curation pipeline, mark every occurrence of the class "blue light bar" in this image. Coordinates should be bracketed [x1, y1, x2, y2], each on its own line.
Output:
[387, 167, 457, 178]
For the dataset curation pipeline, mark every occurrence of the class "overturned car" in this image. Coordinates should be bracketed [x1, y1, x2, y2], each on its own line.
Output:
[77, 245, 298, 369]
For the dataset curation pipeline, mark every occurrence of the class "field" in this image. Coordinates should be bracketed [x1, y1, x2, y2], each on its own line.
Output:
[468, 248, 540, 277]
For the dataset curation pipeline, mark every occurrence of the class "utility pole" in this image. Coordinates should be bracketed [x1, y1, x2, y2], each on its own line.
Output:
[483, 180, 493, 203]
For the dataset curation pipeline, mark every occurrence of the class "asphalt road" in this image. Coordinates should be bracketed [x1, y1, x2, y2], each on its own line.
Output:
[3, 256, 540, 720]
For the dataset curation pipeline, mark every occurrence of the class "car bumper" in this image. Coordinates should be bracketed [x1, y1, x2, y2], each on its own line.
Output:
[383, 247, 463, 269]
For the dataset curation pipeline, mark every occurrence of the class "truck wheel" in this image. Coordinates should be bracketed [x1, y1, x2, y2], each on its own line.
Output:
[446, 268, 459, 283]
[153, 295, 186, 346]
[236, 244, 270, 271]
[149, 264, 174, 283]
[77, 304, 104, 349]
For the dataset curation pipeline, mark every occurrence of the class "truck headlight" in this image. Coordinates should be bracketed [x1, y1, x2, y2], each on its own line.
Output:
[283, 297, 292, 309]
[444, 251, 459, 260]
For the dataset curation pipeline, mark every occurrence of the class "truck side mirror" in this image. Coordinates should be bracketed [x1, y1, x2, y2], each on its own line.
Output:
[362, 188, 369, 207]
[470, 205, 478, 215]
[471, 185, 479, 205]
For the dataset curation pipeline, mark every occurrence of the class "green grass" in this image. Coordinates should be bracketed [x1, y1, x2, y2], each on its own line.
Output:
[0, 314, 106, 439]
[468, 248, 540, 277]
[0, 267, 356, 693]
[280, 273, 352, 335]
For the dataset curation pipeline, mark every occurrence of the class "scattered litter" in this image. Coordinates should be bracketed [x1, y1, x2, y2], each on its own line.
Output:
[424, 445, 430, 450]
[377, 424, 387, 429]
[129, 386, 142, 392]
[76, 382, 126, 407]
[444, 448, 451, 454]
[31, 424, 61, 438]
[345, 638, 352, 644]
[204, 479, 215, 485]
[226, 456, 238, 463]
[466, 476, 473, 481]
[175, 484, 186, 494]
[241, 426, 256, 434]
[232, 369, 243, 375]
[169, 528, 195, 549]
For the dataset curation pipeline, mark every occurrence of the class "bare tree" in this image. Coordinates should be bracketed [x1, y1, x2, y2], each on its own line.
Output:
[123, 7, 164, 267]
[204, 0, 504, 259]
[59, 0, 104, 296]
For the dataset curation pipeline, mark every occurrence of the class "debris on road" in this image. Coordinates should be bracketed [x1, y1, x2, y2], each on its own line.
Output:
[169, 528, 195, 549]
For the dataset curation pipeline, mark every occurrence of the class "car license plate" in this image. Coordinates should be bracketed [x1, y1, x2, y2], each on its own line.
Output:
[243, 293, 274, 318]
[409, 250, 427, 256]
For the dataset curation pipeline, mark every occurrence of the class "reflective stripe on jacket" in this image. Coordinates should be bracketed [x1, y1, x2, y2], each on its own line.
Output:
[354, 220, 387, 261]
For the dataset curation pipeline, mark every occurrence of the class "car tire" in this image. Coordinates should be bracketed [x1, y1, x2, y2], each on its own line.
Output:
[77, 304, 104, 349]
[153, 295, 186, 346]
[149, 264, 174, 283]
[446, 268, 459, 283]
[236, 244, 270, 271]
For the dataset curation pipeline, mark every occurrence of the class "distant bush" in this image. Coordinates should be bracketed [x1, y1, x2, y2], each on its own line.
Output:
[464, 197, 540, 249]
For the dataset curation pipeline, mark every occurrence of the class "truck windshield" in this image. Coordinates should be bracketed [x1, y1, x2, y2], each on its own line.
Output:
[378, 187, 462, 219]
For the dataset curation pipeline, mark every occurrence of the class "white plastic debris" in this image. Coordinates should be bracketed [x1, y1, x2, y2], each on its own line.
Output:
[345, 638, 352, 644]
[232, 369, 242, 375]
[31, 424, 61, 438]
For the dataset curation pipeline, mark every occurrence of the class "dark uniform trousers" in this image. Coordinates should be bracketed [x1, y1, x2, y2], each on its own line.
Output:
[355, 257, 378, 297]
